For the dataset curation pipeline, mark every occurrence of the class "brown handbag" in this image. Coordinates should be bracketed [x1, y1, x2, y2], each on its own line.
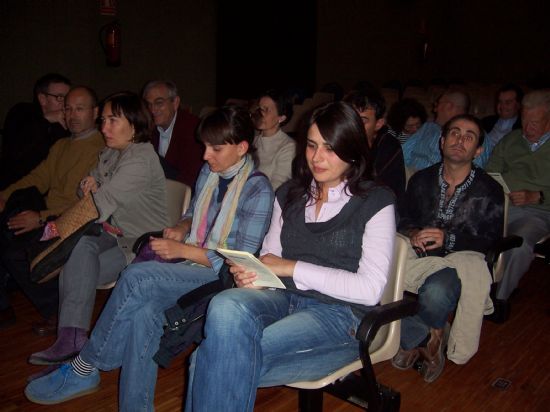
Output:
[29, 194, 99, 283]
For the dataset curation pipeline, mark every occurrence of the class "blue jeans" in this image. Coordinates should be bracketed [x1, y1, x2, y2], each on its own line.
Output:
[79, 261, 219, 412]
[186, 288, 363, 412]
[400, 267, 461, 350]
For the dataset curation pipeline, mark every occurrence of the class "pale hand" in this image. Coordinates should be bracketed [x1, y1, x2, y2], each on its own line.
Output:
[259, 253, 296, 277]
[8, 210, 41, 235]
[80, 176, 98, 196]
[228, 262, 262, 289]
[163, 226, 187, 242]
[44, 109, 67, 129]
[149, 237, 185, 260]
[410, 228, 445, 251]
[509, 190, 541, 207]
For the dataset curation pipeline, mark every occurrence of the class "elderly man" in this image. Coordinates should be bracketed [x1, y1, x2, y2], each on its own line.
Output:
[393, 114, 503, 382]
[0, 86, 105, 332]
[482, 83, 523, 147]
[486, 89, 550, 301]
[402, 90, 495, 171]
[344, 88, 406, 214]
[0, 73, 71, 189]
[142, 80, 202, 187]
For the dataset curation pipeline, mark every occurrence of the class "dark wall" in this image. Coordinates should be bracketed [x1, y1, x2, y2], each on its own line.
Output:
[316, 0, 550, 90]
[0, 0, 216, 121]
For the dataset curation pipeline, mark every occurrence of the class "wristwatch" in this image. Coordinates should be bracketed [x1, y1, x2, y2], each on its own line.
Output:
[540, 191, 545, 204]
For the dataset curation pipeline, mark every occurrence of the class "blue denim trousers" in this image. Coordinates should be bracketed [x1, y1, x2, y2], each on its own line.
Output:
[186, 288, 363, 412]
[400, 267, 461, 350]
[79, 260, 219, 412]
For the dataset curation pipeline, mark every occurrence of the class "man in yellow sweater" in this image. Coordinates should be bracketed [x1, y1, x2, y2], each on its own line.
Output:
[0, 86, 105, 333]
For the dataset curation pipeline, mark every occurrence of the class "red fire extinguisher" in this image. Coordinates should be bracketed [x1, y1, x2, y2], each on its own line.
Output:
[99, 20, 121, 67]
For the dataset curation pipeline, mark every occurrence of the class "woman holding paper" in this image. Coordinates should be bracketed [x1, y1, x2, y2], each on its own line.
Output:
[25, 106, 274, 409]
[186, 101, 396, 411]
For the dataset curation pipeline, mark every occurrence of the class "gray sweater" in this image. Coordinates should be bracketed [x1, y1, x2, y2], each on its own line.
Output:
[90, 142, 168, 239]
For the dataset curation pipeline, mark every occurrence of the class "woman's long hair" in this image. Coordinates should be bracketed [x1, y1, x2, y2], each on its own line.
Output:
[283, 101, 373, 213]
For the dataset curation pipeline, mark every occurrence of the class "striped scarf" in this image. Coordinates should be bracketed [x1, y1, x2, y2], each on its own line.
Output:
[186, 154, 254, 249]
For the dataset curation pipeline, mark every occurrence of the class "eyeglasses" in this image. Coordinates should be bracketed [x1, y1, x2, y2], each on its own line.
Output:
[446, 128, 478, 143]
[44, 92, 66, 102]
[146, 97, 172, 111]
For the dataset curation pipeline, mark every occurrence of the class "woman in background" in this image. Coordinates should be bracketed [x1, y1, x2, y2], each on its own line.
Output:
[252, 89, 296, 190]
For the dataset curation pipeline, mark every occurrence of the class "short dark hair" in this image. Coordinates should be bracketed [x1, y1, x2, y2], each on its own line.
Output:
[258, 89, 294, 125]
[343, 88, 386, 119]
[285, 101, 373, 213]
[198, 105, 255, 152]
[497, 83, 524, 103]
[102, 92, 152, 143]
[441, 114, 485, 147]
[33, 73, 71, 98]
[386, 98, 428, 134]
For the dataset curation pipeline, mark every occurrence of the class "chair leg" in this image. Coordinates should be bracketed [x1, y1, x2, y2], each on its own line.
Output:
[298, 389, 323, 412]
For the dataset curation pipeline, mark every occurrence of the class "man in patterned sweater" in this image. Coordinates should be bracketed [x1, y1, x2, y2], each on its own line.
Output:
[393, 114, 504, 382]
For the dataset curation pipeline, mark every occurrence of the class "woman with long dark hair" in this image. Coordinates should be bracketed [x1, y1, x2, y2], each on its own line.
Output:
[186, 101, 396, 411]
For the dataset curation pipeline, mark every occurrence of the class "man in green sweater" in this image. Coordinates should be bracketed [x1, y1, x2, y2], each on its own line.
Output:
[486, 89, 550, 301]
[0, 86, 105, 332]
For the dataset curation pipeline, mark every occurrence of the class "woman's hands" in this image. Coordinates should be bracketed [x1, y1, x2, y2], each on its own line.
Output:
[149, 237, 186, 260]
[228, 253, 296, 288]
[80, 176, 98, 196]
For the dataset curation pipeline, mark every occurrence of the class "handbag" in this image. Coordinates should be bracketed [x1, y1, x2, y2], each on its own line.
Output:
[28, 194, 99, 283]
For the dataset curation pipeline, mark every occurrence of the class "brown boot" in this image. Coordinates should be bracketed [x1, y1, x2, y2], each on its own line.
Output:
[418, 323, 450, 383]
[391, 347, 420, 370]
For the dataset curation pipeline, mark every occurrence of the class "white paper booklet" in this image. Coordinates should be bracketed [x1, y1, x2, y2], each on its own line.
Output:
[216, 248, 287, 289]
[488, 172, 511, 194]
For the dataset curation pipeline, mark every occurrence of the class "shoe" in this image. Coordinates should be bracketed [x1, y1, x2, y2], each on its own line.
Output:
[0, 306, 16, 329]
[32, 316, 58, 337]
[29, 327, 88, 365]
[391, 347, 420, 370]
[27, 364, 62, 383]
[418, 323, 450, 383]
[25, 364, 99, 405]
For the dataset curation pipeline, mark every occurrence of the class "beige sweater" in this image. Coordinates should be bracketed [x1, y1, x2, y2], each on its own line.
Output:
[1, 131, 105, 220]
[254, 129, 296, 190]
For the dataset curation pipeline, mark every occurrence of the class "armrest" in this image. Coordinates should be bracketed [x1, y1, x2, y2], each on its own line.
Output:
[485, 235, 523, 267]
[356, 296, 418, 346]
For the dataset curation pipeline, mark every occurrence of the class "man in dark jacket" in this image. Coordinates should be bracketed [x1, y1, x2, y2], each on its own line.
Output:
[142, 80, 202, 188]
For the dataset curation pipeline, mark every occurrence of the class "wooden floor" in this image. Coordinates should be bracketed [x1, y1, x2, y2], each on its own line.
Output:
[1, 260, 548, 412]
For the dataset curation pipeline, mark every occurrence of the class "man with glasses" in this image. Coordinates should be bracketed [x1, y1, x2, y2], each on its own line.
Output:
[393, 114, 503, 382]
[0, 86, 104, 334]
[142, 80, 201, 187]
[1, 73, 71, 189]
[486, 89, 550, 302]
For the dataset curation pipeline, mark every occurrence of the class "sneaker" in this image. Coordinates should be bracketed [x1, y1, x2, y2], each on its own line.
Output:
[391, 347, 420, 370]
[418, 323, 451, 383]
[24, 364, 100, 405]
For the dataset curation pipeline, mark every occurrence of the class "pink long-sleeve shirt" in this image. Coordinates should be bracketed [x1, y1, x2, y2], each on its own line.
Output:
[260, 181, 396, 306]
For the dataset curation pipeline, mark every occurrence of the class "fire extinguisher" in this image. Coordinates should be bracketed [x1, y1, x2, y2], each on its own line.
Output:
[99, 20, 121, 67]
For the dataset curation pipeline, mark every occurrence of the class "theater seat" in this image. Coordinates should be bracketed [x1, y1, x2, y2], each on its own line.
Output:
[287, 234, 417, 412]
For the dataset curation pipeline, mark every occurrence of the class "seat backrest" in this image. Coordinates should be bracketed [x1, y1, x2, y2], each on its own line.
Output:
[493, 194, 510, 283]
[287, 233, 411, 389]
[166, 179, 192, 226]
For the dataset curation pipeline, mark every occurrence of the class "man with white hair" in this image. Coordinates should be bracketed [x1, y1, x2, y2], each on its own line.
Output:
[402, 90, 495, 172]
[486, 89, 550, 301]
[142, 80, 202, 187]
